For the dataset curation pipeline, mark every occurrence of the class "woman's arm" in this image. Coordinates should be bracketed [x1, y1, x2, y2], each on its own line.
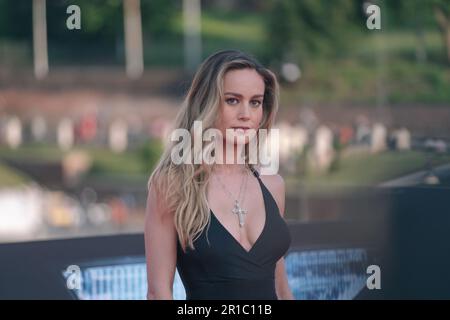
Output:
[275, 258, 295, 300]
[262, 173, 295, 300]
[144, 180, 177, 300]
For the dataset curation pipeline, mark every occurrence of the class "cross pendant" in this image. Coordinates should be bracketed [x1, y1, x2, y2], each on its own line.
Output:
[232, 200, 247, 228]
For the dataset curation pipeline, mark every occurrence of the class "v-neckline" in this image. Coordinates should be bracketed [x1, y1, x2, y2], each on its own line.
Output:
[209, 177, 268, 255]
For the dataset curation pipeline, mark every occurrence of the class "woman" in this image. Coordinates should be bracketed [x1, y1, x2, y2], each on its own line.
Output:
[145, 50, 293, 300]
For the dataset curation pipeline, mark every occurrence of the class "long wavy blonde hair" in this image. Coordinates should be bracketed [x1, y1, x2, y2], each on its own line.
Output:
[148, 50, 279, 251]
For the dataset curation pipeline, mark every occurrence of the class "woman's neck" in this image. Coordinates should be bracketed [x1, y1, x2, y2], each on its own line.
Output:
[212, 163, 248, 175]
[213, 141, 247, 169]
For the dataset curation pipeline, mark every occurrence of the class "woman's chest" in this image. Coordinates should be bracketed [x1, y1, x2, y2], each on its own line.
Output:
[207, 178, 267, 250]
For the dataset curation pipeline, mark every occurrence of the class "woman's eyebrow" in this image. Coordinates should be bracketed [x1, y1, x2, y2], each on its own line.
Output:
[224, 92, 264, 99]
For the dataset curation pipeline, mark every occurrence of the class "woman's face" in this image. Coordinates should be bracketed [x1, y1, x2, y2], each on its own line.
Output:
[214, 68, 265, 146]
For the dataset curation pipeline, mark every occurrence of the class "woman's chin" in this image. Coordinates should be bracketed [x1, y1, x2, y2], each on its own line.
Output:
[224, 138, 250, 146]
[223, 129, 257, 145]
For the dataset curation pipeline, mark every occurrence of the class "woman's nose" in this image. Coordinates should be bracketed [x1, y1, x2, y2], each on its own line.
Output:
[238, 103, 251, 120]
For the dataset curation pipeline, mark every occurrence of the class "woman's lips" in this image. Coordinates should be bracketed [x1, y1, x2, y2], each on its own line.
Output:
[231, 127, 250, 132]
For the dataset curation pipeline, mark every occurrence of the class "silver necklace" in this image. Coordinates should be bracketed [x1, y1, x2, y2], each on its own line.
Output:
[213, 166, 249, 228]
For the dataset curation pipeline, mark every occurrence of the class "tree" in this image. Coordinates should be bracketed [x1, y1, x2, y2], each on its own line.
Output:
[264, 0, 365, 65]
[433, 0, 450, 63]
[386, 0, 433, 64]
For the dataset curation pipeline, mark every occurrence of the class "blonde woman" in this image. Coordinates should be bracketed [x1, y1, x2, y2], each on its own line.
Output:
[145, 50, 293, 300]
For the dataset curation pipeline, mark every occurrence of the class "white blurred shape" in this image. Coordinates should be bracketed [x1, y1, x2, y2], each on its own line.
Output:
[5, 116, 22, 149]
[0, 185, 43, 237]
[371, 123, 387, 153]
[394, 128, 411, 151]
[281, 63, 301, 83]
[58, 118, 74, 151]
[31, 116, 47, 142]
[109, 119, 128, 153]
[312, 125, 335, 172]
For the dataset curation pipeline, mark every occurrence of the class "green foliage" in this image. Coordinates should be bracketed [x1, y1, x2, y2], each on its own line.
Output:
[0, 0, 180, 66]
[0, 0, 448, 103]
[383, 0, 436, 29]
[388, 59, 450, 103]
[0, 0, 32, 39]
[300, 151, 450, 189]
[137, 139, 163, 174]
[0, 143, 162, 178]
[44, 0, 178, 41]
[88, 148, 143, 176]
[264, 0, 366, 63]
[141, 0, 179, 40]
[432, 0, 450, 13]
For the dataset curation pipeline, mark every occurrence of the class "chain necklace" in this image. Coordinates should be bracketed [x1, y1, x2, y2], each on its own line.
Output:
[213, 166, 249, 228]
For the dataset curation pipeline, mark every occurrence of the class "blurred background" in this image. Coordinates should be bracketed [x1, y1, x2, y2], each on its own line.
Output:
[0, 0, 449, 299]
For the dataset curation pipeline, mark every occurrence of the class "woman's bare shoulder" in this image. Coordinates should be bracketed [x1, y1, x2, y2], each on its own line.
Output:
[259, 173, 285, 195]
[252, 165, 284, 186]
[255, 168, 285, 216]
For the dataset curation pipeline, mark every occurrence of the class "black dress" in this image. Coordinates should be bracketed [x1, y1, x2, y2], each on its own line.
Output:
[176, 167, 291, 300]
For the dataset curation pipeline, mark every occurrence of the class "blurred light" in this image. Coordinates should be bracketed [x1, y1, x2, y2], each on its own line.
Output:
[87, 203, 111, 226]
[281, 63, 301, 83]
[5, 116, 22, 149]
[57, 118, 74, 151]
[424, 173, 440, 185]
[0, 186, 43, 237]
[109, 119, 128, 153]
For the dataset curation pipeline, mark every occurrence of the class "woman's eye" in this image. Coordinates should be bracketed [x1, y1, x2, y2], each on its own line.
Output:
[250, 100, 262, 107]
[226, 98, 239, 105]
